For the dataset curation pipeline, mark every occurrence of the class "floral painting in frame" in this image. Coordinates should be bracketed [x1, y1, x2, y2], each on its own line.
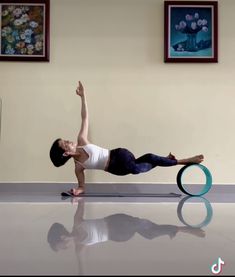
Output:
[164, 1, 218, 63]
[0, 0, 49, 61]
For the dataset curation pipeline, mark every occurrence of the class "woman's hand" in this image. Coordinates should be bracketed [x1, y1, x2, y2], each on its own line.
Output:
[70, 187, 85, 196]
[76, 81, 84, 97]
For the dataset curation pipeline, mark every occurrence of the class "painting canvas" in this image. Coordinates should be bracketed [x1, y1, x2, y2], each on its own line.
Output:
[164, 1, 218, 62]
[0, 0, 50, 61]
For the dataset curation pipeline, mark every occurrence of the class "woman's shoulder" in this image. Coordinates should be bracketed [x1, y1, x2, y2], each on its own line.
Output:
[77, 137, 90, 146]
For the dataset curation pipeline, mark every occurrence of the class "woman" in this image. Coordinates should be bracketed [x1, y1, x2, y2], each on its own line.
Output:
[50, 81, 204, 196]
[47, 198, 205, 252]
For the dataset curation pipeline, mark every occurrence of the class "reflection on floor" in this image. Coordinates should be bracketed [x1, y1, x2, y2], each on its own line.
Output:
[0, 183, 234, 275]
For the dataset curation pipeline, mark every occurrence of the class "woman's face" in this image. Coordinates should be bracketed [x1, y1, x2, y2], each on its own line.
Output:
[59, 139, 76, 152]
[55, 235, 72, 251]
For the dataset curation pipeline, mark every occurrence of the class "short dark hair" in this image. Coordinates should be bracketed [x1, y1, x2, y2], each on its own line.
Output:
[47, 222, 70, 252]
[49, 138, 71, 167]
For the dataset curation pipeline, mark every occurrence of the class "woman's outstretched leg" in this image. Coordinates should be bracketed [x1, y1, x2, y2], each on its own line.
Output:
[131, 153, 204, 174]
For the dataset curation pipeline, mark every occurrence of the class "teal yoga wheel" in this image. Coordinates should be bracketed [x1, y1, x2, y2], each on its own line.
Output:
[176, 164, 213, 196]
[177, 196, 213, 228]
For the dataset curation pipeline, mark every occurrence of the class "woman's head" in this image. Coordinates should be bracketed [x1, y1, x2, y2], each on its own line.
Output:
[47, 222, 71, 251]
[49, 138, 72, 167]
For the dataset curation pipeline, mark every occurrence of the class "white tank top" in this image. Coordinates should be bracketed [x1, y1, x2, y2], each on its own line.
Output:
[79, 219, 109, 245]
[78, 144, 110, 170]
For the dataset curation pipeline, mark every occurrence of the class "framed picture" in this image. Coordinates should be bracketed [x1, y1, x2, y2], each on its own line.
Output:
[164, 1, 218, 63]
[0, 0, 50, 61]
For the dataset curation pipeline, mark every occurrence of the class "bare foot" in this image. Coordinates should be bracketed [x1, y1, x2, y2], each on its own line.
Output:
[179, 226, 206, 238]
[178, 154, 204, 165]
[167, 152, 176, 160]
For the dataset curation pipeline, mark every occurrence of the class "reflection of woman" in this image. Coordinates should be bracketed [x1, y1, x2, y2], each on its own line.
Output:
[47, 199, 205, 252]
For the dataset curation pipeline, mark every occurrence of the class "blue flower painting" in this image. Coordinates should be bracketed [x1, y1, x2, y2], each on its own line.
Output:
[164, 1, 218, 62]
[170, 7, 213, 57]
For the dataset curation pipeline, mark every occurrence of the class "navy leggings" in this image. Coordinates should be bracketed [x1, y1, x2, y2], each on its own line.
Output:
[106, 148, 177, 176]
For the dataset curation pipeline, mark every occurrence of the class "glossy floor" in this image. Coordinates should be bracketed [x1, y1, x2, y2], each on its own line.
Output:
[0, 194, 234, 275]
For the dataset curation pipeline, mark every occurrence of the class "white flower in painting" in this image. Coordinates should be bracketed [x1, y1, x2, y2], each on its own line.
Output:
[197, 19, 203, 26]
[27, 49, 34, 55]
[179, 21, 186, 28]
[20, 33, 26, 40]
[21, 14, 29, 23]
[202, 19, 208, 26]
[175, 24, 180, 31]
[202, 26, 208, 32]
[20, 48, 27, 54]
[177, 44, 184, 51]
[35, 34, 43, 42]
[25, 37, 31, 44]
[35, 41, 43, 51]
[13, 8, 23, 17]
[191, 22, 197, 30]
[1, 30, 7, 37]
[7, 6, 14, 12]
[6, 35, 15, 43]
[27, 44, 34, 50]
[29, 21, 39, 28]
[25, 29, 33, 36]
[5, 45, 15, 54]
[2, 10, 9, 16]
[6, 27, 12, 33]
[2, 26, 12, 35]
[194, 13, 199, 19]
[14, 19, 23, 26]
[185, 14, 193, 21]
[22, 6, 30, 12]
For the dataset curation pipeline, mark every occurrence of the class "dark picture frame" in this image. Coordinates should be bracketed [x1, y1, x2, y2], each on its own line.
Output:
[164, 1, 218, 63]
[0, 0, 50, 61]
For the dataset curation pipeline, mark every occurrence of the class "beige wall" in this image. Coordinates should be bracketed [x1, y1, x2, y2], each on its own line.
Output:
[0, 0, 235, 184]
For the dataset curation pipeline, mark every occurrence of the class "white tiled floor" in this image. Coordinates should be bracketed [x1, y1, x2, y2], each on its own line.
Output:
[0, 193, 234, 275]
